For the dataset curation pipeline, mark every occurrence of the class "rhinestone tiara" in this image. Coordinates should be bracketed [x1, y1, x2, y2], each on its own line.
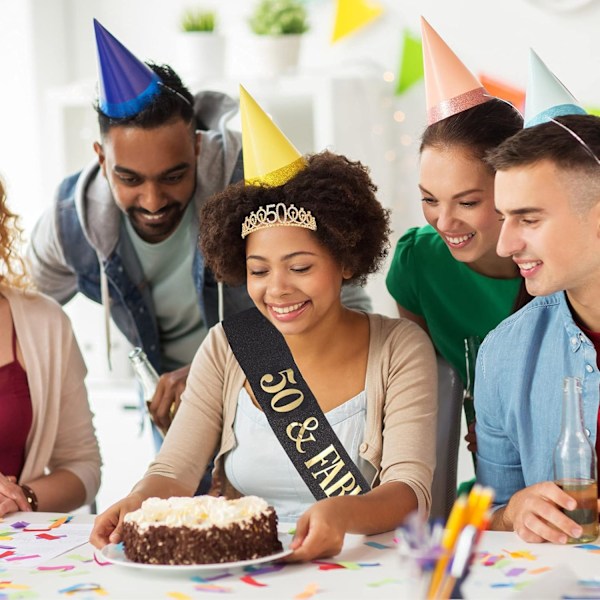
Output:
[241, 203, 317, 239]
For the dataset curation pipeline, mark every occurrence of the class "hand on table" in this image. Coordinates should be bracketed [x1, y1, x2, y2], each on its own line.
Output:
[89, 493, 144, 549]
[148, 364, 191, 434]
[464, 421, 477, 454]
[0, 473, 30, 516]
[503, 481, 583, 543]
[286, 498, 349, 562]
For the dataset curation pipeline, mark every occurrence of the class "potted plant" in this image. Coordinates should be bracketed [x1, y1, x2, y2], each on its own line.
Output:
[175, 7, 226, 85]
[245, 0, 310, 78]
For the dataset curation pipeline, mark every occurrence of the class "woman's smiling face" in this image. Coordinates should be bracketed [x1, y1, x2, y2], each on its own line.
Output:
[419, 145, 505, 275]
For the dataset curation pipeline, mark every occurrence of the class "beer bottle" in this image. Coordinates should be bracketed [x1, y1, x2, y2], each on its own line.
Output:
[553, 376, 599, 543]
[128, 347, 165, 438]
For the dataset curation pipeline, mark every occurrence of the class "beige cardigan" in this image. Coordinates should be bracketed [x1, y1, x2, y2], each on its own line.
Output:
[3, 286, 101, 505]
[148, 313, 437, 515]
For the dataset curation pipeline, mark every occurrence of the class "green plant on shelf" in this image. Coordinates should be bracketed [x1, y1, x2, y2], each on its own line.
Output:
[249, 0, 309, 35]
[180, 7, 217, 32]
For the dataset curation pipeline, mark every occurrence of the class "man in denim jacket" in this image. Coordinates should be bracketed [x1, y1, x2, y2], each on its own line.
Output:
[475, 114, 600, 543]
[27, 62, 371, 447]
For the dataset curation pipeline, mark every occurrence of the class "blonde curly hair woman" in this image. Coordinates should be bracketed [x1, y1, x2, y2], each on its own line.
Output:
[0, 179, 101, 516]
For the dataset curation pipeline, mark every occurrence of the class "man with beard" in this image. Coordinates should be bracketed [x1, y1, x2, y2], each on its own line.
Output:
[27, 22, 370, 474]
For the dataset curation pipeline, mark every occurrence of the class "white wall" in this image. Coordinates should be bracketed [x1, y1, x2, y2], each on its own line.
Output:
[3, 0, 600, 322]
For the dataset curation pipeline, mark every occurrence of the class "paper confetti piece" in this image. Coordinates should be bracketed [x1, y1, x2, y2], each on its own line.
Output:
[191, 574, 232, 583]
[167, 593, 192, 600]
[493, 558, 512, 569]
[58, 583, 107, 595]
[337, 561, 361, 570]
[514, 580, 533, 591]
[0, 582, 30, 590]
[575, 544, 600, 551]
[367, 578, 401, 587]
[66, 554, 93, 563]
[0, 547, 14, 551]
[93, 553, 112, 567]
[193, 584, 233, 593]
[0, 533, 13, 539]
[22, 528, 50, 533]
[0, 552, 14, 559]
[294, 583, 319, 600]
[240, 575, 267, 587]
[364, 541, 393, 550]
[502, 549, 537, 560]
[49, 516, 69, 529]
[38, 565, 75, 572]
[314, 561, 344, 571]
[10, 522, 28, 530]
[529, 567, 552, 575]
[288, 527, 296, 535]
[491, 582, 514, 588]
[36, 533, 67, 541]
[243, 564, 285, 576]
[483, 554, 504, 566]
[506, 567, 527, 577]
[6, 555, 40, 562]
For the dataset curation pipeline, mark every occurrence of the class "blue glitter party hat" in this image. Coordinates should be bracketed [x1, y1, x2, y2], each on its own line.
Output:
[524, 49, 586, 128]
[94, 19, 162, 119]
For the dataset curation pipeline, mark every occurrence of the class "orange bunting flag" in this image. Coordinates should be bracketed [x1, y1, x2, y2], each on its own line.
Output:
[479, 73, 525, 113]
[331, 0, 384, 43]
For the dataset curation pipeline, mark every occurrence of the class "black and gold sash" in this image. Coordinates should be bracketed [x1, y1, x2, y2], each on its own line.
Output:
[223, 307, 371, 501]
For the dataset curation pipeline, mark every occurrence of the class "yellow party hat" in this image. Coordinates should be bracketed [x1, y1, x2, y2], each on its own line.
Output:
[239, 85, 306, 186]
[331, 0, 384, 44]
[421, 17, 490, 125]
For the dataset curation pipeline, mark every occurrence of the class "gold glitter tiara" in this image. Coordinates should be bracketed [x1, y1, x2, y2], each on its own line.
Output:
[241, 203, 317, 239]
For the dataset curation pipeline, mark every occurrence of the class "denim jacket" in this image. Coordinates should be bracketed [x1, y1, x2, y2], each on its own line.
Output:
[475, 291, 600, 506]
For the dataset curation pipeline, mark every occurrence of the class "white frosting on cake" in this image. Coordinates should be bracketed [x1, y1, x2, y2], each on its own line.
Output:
[124, 495, 270, 530]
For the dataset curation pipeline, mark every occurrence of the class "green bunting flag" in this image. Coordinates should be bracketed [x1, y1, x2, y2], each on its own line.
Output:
[396, 29, 424, 95]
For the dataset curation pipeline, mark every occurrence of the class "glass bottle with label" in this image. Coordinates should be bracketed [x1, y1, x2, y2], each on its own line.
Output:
[553, 376, 599, 543]
[128, 347, 165, 438]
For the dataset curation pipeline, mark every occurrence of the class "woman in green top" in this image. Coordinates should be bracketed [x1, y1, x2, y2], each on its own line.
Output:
[386, 98, 527, 451]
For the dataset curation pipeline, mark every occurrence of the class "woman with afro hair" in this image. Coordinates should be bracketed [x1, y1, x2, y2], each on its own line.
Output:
[91, 151, 437, 562]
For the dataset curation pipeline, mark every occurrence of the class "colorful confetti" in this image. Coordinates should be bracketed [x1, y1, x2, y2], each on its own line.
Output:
[191, 574, 232, 583]
[36, 533, 67, 541]
[58, 582, 107, 595]
[10, 522, 29, 530]
[529, 567, 552, 575]
[37, 565, 75, 572]
[502, 549, 537, 560]
[167, 593, 192, 600]
[364, 541, 393, 550]
[506, 567, 527, 577]
[0, 582, 30, 590]
[193, 584, 233, 593]
[294, 583, 319, 599]
[243, 564, 285, 576]
[240, 575, 267, 587]
[367, 578, 401, 587]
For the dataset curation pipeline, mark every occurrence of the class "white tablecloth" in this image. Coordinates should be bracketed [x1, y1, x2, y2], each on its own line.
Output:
[0, 512, 599, 599]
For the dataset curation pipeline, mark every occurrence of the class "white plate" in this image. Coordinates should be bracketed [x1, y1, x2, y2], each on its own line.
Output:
[97, 532, 293, 572]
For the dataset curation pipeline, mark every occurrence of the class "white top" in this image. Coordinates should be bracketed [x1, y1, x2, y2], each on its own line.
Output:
[224, 387, 376, 522]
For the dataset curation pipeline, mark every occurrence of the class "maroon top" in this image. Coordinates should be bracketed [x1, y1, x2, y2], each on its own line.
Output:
[0, 322, 33, 478]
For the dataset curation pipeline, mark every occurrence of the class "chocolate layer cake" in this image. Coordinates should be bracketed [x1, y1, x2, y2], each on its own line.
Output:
[122, 495, 283, 565]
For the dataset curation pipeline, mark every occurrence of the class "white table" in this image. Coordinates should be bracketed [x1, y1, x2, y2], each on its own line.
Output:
[1, 512, 599, 599]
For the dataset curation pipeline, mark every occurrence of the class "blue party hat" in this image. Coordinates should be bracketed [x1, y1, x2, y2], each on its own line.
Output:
[524, 49, 586, 128]
[94, 19, 162, 119]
